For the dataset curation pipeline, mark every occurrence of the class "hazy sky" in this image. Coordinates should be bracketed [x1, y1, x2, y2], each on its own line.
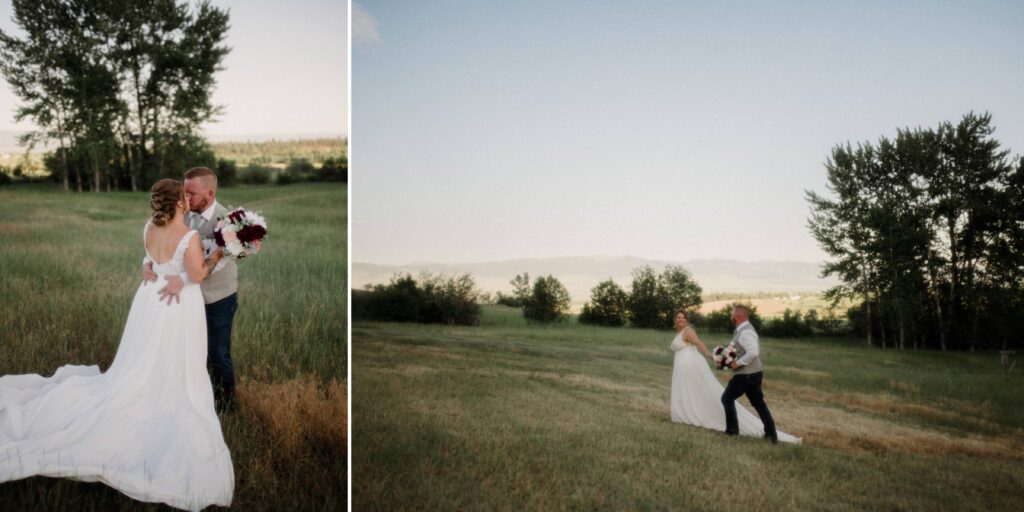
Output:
[0, 0, 347, 138]
[353, 0, 1024, 265]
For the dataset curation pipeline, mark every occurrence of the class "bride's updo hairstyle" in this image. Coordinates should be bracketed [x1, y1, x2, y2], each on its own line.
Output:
[150, 179, 184, 227]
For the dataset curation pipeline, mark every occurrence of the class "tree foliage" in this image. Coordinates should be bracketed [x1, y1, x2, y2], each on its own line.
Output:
[522, 275, 572, 324]
[507, 272, 532, 307]
[626, 265, 703, 329]
[807, 112, 1022, 350]
[700, 303, 764, 333]
[352, 273, 482, 326]
[0, 0, 230, 192]
[579, 279, 628, 326]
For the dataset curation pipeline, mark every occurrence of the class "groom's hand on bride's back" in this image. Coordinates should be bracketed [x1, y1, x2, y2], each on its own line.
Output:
[142, 261, 158, 284]
[158, 275, 184, 305]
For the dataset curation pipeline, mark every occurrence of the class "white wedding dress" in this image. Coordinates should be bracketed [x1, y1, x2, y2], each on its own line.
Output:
[669, 331, 800, 444]
[0, 223, 234, 510]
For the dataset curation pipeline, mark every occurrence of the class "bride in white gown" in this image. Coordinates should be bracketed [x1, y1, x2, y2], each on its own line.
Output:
[0, 179, 234, 510]
[669, 311, 800, 444]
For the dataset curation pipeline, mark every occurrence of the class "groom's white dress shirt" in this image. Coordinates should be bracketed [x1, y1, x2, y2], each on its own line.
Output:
[731, 320, 764, 375]
[734, 321, 758, 366]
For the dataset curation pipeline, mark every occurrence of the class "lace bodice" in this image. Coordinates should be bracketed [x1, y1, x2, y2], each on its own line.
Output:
[144, 220, 198, 276]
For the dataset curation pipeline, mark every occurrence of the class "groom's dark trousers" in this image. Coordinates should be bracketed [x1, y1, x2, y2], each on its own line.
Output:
[721, 371, 776, 438]
[205, 292, 237, 409]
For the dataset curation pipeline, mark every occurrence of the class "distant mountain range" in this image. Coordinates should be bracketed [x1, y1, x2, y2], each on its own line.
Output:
[352, 256, 839, 303]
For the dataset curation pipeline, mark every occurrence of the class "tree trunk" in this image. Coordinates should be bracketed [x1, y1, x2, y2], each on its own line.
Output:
[946, 217, 959, 350]
[965, 258, 979, 352]
[132, 61, 148, 186]
[864, 289, 873, 348]
[92, 145, 101, 193]
[928, 249, 947, 351]
[74, 162, 83, 193]
[969, 294, 981, 352]
[153, 108, 163, 178]
[124, 140, 137, 192]
[56, 110, 70, 192]
[880, 309, 888, 350]
[61, 147, 71, 192]
[898, 307, 905, 350]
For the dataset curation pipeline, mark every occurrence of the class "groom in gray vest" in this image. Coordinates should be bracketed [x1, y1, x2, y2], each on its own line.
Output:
[145, 167, 238, 413]
[721, 304, 778, 443]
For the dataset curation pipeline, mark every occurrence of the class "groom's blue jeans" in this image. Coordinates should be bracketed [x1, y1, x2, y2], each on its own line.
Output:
[721, 371, 776, 438]
[205, 293, 237, 409]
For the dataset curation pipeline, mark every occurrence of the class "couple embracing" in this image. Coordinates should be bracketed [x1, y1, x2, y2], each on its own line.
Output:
[1, 167, 240, 510]
[668, 305, 801, 444]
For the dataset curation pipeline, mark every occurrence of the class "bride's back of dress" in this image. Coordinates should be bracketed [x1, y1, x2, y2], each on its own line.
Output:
[144, 220, 193, 276]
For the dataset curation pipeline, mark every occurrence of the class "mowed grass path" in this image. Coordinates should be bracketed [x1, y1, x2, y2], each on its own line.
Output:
[1, 183, 346, 511]
[354, 306, 1024, 511]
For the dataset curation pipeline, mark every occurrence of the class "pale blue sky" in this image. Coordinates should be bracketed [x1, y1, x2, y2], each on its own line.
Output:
[0, 0, 347, 137]
[353, 0, 1024, 264]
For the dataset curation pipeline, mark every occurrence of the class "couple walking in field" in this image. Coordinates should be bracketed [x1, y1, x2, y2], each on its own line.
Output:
[0, 168, 241, 510]
[669, 305, 801, 444]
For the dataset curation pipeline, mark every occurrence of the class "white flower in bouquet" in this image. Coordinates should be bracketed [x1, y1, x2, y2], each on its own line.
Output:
[713, 342, 738, 370]
[214, 207, 268, 259]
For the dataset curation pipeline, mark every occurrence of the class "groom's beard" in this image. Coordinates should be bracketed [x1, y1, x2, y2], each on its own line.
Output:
[191, 198, 210, 213]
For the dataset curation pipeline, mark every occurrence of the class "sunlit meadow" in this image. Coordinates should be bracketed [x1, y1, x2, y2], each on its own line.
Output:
[354, 306, 1023, 511]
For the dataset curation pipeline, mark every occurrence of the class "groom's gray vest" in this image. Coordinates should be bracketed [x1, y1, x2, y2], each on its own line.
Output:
[731, 322, 764, 375]
[188, 203, 238, 305]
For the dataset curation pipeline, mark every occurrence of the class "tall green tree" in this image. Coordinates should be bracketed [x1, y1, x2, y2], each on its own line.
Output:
[104, 0, 229, 186]
[627, 266, 662, 328]
[927, 113, 1015, 350]
[510, 273, 531, 307]
[807, 142, 883, 347]
[579, 279, 628, 327]
[657, 265, 703, 327]
[0, 0, 230, 191]
[0, 0, 80, 191]
[807, 112, 1021, 351]
[626, 265, 703, 329]
[865, 131, 932, 349]
[523, 275, 571, 324]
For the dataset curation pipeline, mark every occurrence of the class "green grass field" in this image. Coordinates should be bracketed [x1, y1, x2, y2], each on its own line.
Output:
[0, 183, 347, 510]
[353, 306, 1024, 511]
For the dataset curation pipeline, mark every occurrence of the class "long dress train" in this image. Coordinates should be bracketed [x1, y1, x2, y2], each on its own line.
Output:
[0, 224, 234, 510]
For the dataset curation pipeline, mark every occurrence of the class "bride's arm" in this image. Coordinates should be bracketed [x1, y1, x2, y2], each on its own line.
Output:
[684, 327, 713, 358]
[184, 236, 212, 285]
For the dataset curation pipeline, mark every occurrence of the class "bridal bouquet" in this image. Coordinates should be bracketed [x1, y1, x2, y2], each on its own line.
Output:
[214, 207, 268, 259]
[712, 343, 738, 370]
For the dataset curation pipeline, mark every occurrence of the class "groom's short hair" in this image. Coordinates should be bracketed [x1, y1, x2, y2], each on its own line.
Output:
[732, 304, 751, 317]
[185, 167, 217, 190]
